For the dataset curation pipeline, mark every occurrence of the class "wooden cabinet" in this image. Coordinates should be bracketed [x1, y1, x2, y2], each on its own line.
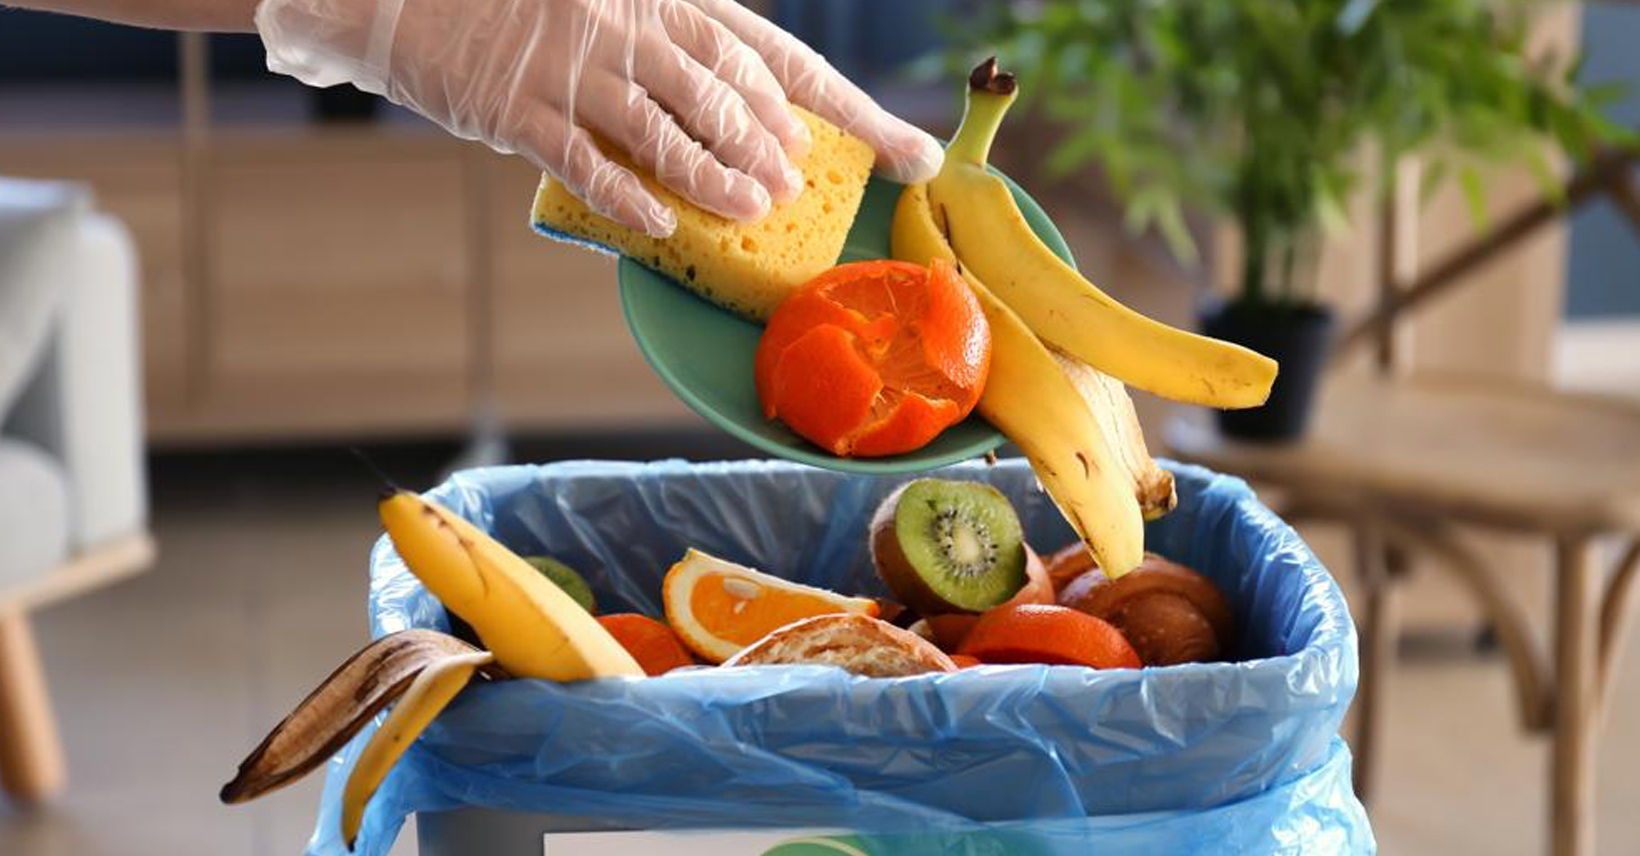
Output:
[0, 126, 694, 445]
[483, 155, 692, 429]
[193, 133, 474, 439]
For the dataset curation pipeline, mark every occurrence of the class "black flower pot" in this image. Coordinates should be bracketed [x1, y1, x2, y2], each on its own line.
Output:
[1199, 299, 1334, 442]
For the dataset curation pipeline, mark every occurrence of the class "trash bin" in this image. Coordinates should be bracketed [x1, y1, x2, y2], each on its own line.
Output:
[307, 458, 1373, 855]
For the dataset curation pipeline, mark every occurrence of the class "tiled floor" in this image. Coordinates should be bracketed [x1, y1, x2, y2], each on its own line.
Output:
[3, 439, 1639, 855]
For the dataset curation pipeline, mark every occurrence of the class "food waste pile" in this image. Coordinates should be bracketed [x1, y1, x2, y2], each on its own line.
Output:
[224, 476, 1235, 847]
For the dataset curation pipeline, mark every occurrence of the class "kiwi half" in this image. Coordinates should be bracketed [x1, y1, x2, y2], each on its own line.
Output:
[447, 555, 596, 642]
[523, 556, 597, 614]
[870, 479, 1028, 614]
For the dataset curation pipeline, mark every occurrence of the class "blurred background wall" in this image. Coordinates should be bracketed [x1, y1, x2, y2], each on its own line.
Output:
[4, 0, 1630, 451]
[0, 0, 959, 451]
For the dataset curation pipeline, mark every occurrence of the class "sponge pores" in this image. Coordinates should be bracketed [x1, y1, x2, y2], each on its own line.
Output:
[531, 107, 875, 321]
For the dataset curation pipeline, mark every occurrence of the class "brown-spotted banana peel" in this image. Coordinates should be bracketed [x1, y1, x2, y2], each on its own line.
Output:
[219, 629, 502, 805]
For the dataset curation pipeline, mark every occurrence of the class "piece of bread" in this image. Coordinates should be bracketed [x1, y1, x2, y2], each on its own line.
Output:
[531, 107, 875, 321]
[724, 614, 957, 677]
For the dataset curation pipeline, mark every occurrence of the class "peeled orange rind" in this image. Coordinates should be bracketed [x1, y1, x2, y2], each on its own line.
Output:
[753, 259, 991, 458]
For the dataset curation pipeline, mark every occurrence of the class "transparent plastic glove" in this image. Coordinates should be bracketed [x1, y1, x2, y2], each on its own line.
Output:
[257, 0, 822, 237]
[679, 0, 945, 185]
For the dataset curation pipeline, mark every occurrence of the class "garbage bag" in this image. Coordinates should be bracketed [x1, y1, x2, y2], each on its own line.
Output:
[308, 458, 1372, 855]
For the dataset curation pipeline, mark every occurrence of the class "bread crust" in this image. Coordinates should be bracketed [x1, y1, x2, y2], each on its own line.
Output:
[724, 614, 957, 677]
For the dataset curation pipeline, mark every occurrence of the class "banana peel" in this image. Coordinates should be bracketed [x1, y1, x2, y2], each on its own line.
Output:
[1049, 350, 1178, 522]
[220, 629, 500, 851]
[341, 649, 494, 849]
[225, 491, 647, 851]
[219, 629, 501, 805]
[892, 181, 1151, 575]
[378, 490, 643, 681]
[929, 58, 1277, 410]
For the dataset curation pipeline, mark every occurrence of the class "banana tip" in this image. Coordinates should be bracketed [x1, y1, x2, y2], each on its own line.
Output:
[969, 56, 1017, 96]
[349, 446, 404, 500]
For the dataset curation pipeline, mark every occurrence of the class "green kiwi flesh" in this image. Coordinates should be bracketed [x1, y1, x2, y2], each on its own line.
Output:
[870, 479, 1027, 614]
[523, 556, 597, 614]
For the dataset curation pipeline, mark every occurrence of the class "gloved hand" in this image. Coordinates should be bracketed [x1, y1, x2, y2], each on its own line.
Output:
[255, 0, 944, 238]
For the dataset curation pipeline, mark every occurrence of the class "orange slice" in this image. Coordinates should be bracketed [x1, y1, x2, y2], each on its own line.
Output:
[662, 549, 879, 663]
[958, 603, 1141, 670]
[595, 614, 698, 676]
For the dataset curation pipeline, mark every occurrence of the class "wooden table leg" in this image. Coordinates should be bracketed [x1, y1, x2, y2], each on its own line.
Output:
[1351, 519, 1398, 804]
[0, 608, 66, 804]
[1552, 536, 1599, 856]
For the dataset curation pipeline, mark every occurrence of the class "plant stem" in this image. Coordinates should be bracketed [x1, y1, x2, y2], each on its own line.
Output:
[1241, 236, 1265, 306]
[1280, 239, 1297, 304]
[1240, 200, 1266, 305]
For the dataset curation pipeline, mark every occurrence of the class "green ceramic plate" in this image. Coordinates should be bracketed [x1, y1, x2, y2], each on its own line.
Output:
[618, 171, 1075, 474]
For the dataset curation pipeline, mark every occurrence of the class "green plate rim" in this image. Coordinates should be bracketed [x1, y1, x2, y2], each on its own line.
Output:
[616, 169, 1075, 474]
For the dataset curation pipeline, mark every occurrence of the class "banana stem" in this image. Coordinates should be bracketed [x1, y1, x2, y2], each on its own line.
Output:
[948, 58, 1018, 167]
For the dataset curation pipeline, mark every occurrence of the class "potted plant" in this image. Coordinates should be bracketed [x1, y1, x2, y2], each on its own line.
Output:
[945, 0, 1625, 440]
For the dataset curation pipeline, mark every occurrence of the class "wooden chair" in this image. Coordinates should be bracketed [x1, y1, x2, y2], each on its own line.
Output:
[0, 181, 155, 805]
[1, 538, 154, 802]
[1165, 144, 1640, 856]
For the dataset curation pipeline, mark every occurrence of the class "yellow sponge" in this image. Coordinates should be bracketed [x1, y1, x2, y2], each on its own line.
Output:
[532, 107, 875, 321]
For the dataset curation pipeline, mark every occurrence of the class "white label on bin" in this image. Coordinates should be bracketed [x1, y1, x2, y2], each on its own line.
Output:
[545, 829, 856, 856]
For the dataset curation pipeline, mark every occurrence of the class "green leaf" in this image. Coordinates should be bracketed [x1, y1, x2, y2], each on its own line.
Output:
[1315, 185, 1352, 237]
[1418, 158, 1450, 205]
[1457, 165, 1490, 229]
[1580, 80, 1629, 110]
[1156, 197, 1200, 267]
[1522, 143, 1564, 206]
[1124, 184, 1167, 234]
[1046, 128, 1106, 177]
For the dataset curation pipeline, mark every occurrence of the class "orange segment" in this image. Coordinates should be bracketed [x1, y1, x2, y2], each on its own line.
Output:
[924, 613, 980, 652]
[959, 603, 1141, 670]
[595, 614, 697, 676]
[769, 325, 883, 456]
[663, 548, 879, 663]
[849, 390, 962, 457]
[919, 258, 991, 397]
[754, 292, 892, 416]
[753, 259, 992, 458]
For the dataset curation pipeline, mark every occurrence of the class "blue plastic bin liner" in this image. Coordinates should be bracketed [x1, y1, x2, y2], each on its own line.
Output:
[308, 458, 1371, 855]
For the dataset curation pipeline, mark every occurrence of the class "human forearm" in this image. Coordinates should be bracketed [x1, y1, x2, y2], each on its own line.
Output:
[5, 0, 262, 32]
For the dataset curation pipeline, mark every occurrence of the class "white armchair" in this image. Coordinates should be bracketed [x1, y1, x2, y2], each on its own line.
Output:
[0, 178, 153, 805]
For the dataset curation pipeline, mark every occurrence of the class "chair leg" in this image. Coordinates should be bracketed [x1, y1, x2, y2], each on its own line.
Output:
[1351, 520, 1399, 804]
[1551, 536, 1598, 856]
[0, 608, 65, 804]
